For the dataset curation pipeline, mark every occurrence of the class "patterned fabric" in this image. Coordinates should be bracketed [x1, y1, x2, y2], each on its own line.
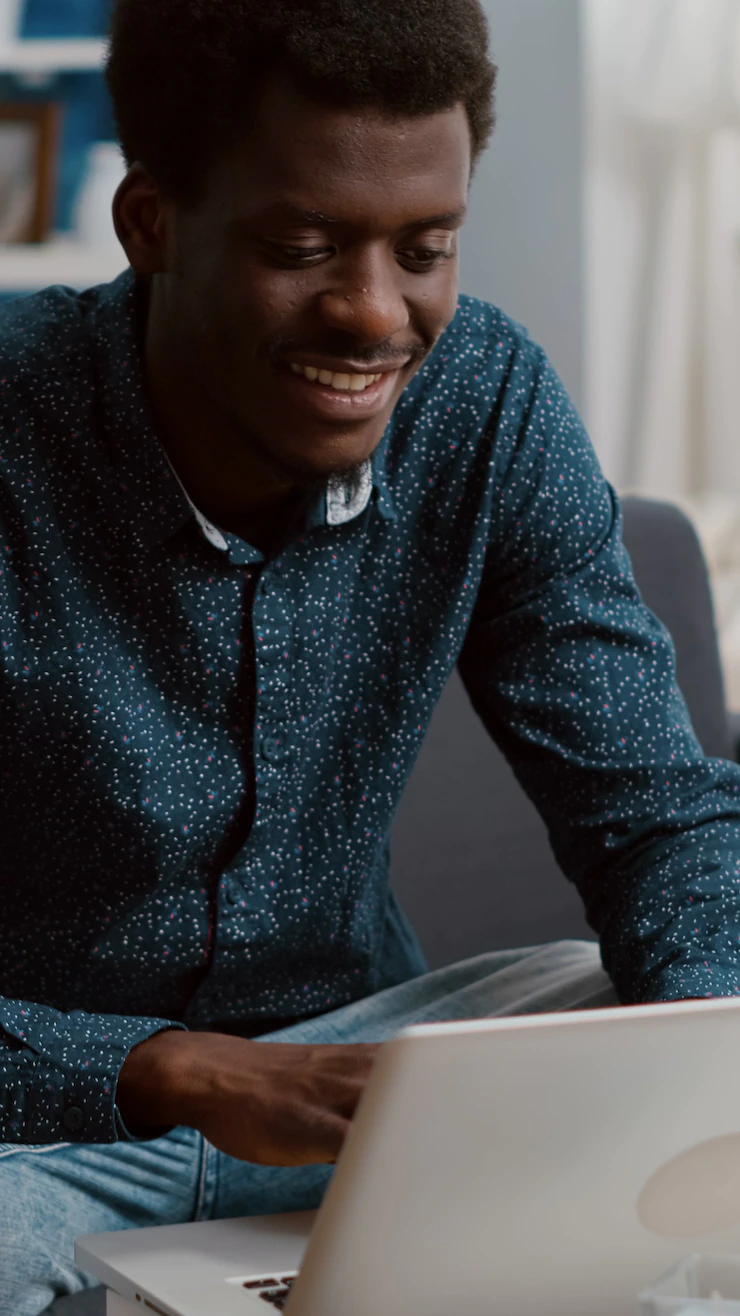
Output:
[1, 267, 739, 1147]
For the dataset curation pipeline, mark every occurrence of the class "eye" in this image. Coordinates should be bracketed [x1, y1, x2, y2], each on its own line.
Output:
[398, 247, 456, 272]
[269, 244, 334, 265]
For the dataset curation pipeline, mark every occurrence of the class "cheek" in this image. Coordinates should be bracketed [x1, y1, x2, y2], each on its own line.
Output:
[234, 254, 314, 318]
[413, 276, 460, 339]
[177, 280, 270, 368]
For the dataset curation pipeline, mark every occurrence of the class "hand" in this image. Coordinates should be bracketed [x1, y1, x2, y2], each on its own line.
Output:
[117, 1029, 380, 1165]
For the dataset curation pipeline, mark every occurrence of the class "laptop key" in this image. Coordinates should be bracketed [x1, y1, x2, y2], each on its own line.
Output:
[259, 1289, 290, 1309]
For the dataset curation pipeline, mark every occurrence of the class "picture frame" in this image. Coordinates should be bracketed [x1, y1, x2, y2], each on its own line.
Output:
[0, 102, 61, 244]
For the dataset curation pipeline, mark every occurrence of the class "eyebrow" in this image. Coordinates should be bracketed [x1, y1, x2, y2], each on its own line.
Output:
[264, 202, 468, 228]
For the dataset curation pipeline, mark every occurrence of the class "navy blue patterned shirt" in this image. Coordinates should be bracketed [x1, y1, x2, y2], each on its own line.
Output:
[1, 267, 740, 1146]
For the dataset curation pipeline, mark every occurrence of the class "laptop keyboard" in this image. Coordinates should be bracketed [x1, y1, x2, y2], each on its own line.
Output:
[242, 1273, 297, 1309]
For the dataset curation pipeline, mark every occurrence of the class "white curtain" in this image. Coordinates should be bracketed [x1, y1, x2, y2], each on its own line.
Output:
[584, 0, 740, 499]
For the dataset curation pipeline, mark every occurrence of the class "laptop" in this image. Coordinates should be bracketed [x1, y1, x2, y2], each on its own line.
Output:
[77, 995, 740, 1316]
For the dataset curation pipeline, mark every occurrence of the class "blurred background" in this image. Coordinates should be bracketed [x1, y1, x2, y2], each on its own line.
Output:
[1, 0, 740, 700]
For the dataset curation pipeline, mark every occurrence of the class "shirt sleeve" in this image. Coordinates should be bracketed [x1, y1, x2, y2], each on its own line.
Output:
[0, 997, 185, 1144]
[458, 345, 740, 1004]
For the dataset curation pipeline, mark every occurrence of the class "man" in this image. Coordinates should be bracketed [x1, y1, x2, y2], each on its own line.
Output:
[2, 0, 740, 1310]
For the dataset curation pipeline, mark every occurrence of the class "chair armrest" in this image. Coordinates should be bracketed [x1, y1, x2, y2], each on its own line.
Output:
[728, 710, 740, 763]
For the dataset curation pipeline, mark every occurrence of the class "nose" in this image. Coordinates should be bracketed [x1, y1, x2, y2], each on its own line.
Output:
[318, 247, 410, 344]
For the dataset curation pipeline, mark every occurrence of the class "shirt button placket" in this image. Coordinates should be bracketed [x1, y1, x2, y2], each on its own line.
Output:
[253, 566, 294, 824]
[261, 734, 290, 764]
[62, 1105, 85, 1136]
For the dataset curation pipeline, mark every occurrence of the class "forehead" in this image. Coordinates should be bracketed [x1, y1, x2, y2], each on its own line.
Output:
[208, 74, 471, 225]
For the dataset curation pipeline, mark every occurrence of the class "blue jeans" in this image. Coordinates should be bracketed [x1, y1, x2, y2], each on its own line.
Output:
[0, 941, 616, 1315]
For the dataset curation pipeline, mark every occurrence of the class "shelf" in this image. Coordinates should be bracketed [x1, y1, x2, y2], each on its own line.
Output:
[0, 237, 128, 292]
[0, 38, 107, 74]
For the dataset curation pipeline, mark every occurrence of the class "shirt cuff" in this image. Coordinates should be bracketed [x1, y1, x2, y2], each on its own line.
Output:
[0, 998, 187, 1145]
[630, 961, 740, 1003]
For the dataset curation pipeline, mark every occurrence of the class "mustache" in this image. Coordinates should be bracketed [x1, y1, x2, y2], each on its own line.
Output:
[266, 338, 430, 369]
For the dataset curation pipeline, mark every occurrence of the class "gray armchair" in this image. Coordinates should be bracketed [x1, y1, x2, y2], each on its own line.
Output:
[51, 496, 733, 1315]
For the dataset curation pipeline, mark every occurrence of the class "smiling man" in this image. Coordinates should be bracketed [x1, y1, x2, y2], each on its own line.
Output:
[3, 1, 740, 1312]
[137, 66, 470, 552]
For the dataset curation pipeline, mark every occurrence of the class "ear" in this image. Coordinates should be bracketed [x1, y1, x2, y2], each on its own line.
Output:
[112, 162, 172, 277]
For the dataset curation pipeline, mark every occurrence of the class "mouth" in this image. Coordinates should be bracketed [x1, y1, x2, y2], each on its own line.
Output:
[278, 357, 408, 421]
[289, 363, 386, 394]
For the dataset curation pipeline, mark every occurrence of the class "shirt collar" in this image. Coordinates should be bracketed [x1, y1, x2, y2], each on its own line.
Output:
[92, 267, 396, 556]
[160, 446, 230, 553]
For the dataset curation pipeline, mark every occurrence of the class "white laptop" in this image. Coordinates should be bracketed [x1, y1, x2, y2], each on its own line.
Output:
[77, 996, 740, 1316]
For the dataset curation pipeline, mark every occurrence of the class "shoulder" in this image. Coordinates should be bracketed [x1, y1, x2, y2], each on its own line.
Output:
[0, 282, 96, 389]
[402, 294, 549, 439]
[437, 294, 544, 385]
[426, 295, 587, 453]
[392, 295, 554, 476]
[0, 283, 99, 465]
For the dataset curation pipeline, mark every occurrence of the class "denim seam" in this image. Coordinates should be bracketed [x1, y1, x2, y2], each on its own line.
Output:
[194, 1133, 210, 1220]
[0, 1143, 71, 1158]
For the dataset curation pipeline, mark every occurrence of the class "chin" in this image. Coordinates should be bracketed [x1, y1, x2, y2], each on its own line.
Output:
[275, 432, 381, 483]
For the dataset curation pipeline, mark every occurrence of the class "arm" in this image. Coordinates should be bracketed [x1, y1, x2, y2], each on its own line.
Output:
[458, 350, 740, 1004]
[0, 995, 377, 1161]
[118, 1030, 379, 1165]
[0, 996, 183, 1143]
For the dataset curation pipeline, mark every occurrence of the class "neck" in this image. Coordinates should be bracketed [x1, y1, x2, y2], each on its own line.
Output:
[141, 279, 303, 548]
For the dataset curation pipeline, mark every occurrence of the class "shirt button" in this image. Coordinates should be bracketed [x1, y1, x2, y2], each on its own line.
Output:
[225, 880, 242, 905]
[62, 1106, 85, 1135]
[261, 735, 288, 763]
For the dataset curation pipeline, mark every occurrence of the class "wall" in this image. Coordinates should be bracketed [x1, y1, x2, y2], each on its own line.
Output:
[459, 0, 584, 407]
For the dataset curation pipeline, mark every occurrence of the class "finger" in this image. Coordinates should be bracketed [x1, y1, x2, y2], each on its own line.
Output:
[323, 1045, 380, 1076]
[355, 1046, 380, 1071]
[304, 1109, 350, 1162]
[332, 1089, 364, 1119]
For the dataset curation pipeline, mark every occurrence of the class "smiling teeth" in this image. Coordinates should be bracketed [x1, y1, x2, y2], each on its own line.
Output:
[290, 363, 383, 392]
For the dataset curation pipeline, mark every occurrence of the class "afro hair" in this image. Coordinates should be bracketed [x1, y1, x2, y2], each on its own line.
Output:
[105, 0, 497, 207]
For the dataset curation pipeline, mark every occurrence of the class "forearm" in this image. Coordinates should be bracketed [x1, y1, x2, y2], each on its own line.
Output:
[119, 1030, 380, 1166]
[116, 1028, 213, 1132]
[593, 816, 740, 1003]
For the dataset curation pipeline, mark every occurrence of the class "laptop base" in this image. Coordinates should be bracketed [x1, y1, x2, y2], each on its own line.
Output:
[77, 1213, 314, 1316]
[107, 1297, 136, 1316]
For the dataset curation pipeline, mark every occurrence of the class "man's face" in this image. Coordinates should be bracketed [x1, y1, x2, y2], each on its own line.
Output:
[158, 75, 471, 485]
